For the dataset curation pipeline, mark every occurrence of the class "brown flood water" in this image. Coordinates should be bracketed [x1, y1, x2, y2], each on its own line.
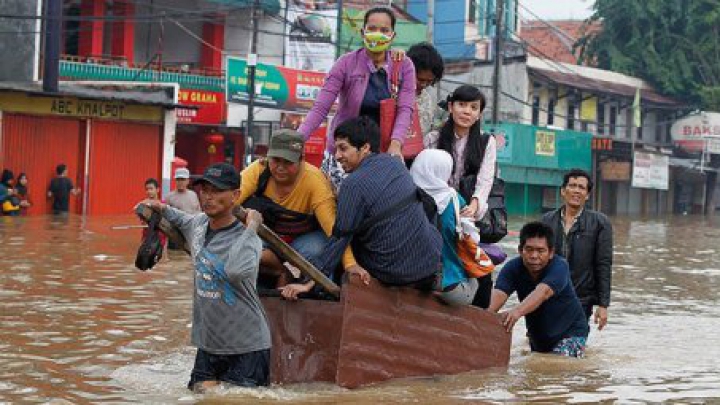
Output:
[1, 214, 720, 404]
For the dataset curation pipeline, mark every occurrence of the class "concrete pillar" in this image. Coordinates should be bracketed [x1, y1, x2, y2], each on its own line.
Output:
[78, 0, 105, 57]
[201, 21, 225, 72]
[162, 109, 178, 196]
[111, 0, 135, 65]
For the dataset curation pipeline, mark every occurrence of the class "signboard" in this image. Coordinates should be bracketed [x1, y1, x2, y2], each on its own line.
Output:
[632, 151, 669, 190]
[580, 95, 597, 122]
[600, 161, 631, 181]
[670, 112, 720, 153]
[592, 137, 613, 151]
[0, 92, 162, 122]
[494, 128, 513, 163]
[708, 137, 720, 154]
[285, 1, 339, 73]
[535, 130, 556, 156]
[226, 57, 326, 113]
[177, 90, 226, 125]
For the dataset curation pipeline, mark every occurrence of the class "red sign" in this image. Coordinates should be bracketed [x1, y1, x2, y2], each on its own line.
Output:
[592, 137, 613, 151]
[177, 90, 226, 125]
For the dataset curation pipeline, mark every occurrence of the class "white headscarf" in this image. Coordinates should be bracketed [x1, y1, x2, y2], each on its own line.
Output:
[410, 149, 456, 213]
[411, 149, 482, 243]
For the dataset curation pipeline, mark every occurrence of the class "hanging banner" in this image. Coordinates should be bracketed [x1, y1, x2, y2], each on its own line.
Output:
[632, 151, 669, 190]
[226, 57, 326, 112]
[580, 95, 598, 122]
[284, 1, 339, 73]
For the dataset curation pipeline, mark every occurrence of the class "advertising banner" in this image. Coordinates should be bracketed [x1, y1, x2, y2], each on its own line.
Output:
[176, 89, 226, 125]
[226, 57, 326, 112]
[632, 151, 669, 190]
[670, 111, 720, 153]
[284, 0, 339, 73]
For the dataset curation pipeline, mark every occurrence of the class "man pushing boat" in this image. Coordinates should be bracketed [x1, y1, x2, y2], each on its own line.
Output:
[140, 163, 272, 392]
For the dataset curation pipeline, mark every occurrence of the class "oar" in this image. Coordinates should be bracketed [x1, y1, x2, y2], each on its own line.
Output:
[135, 204, 341, 298]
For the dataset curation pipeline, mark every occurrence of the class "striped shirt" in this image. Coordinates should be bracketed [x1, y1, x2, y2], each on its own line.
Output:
[315, 153, 442, 285]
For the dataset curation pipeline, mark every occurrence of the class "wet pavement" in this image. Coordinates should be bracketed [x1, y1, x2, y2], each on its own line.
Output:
[1, 214, 720, 404]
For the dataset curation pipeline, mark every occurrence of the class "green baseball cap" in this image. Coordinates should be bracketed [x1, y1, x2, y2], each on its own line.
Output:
[267, 129, 305, 163]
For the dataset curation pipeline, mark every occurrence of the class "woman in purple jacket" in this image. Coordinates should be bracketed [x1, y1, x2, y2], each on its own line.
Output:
[298, 6, 416, 189]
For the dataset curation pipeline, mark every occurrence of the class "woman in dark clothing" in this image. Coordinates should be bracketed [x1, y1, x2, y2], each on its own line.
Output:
[15, 173, 31, 215]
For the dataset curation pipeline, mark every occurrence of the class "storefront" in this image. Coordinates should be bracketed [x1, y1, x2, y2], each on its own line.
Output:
[488, 123, 593, 216]
[0, 88, 172, 216]
[174, 89, 245, 175]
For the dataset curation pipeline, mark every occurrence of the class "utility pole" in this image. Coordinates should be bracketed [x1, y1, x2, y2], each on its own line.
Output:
[427, 0, 434, 44]
[245, 0, 260, 167]
[43, 0, 62, 93]
[491, 0, 505, 124]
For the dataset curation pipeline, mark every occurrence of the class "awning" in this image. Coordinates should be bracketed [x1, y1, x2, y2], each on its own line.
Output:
[669, 157, 720, 173]
[206, 0, 281, 15]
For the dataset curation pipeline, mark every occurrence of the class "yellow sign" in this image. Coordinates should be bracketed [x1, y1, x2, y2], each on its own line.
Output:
[0, 91, 163, 123]
[580, 95, 598, 122]
[535, 130, 556, 156]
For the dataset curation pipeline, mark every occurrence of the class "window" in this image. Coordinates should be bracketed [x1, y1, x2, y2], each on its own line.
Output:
[637, 111, 644, 140]
[567, 103, 576, 130]
[547, 98, 556, 126]
[531, 95, 540, 125]
[468, 0, 477, 24]
[597, 102, 606, 135]
[609, 106, 617, 136]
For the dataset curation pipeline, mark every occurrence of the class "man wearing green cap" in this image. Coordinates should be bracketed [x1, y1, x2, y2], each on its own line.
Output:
[236, 129, 357, 299]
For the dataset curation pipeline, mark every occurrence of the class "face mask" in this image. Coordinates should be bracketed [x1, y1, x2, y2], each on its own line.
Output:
[362, 31, 393, 53]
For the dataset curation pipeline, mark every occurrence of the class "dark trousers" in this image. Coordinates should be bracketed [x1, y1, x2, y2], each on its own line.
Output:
[471, 274, 493, 309]
[583, 304, 593, 321]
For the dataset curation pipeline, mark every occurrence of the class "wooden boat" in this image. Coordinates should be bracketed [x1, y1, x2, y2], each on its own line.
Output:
[136, 205, 512, 388]
[261, 277, 511, 388]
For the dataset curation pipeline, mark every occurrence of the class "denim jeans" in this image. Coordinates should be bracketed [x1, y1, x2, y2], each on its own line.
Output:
[289, 230, 329, 263]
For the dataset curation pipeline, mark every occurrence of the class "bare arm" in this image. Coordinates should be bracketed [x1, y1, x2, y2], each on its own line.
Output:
[501, 283, 555, 332]
[488, 289, 509, 313]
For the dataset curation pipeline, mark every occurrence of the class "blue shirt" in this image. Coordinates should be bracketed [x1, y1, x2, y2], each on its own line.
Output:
[495, 256, 589, 352]
[360, 68, 391, 125]
[315, 153, 442, 285]
[439, 195, 468, 289]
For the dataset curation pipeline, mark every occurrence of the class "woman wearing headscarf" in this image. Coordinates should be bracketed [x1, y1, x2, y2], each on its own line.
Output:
[411, 149, 491, 306]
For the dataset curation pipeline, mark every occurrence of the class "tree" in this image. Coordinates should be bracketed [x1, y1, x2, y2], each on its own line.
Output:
[576, 0, 720, 109]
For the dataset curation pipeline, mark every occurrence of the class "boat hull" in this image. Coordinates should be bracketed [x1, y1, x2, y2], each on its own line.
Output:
[262, 276, 511, 388]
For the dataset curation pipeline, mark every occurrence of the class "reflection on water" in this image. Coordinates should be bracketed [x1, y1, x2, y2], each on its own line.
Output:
[1, 214, 720, 403]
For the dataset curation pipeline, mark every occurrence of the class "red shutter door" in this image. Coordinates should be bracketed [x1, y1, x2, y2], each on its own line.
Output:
[87, 121, 162, 215]
[1, 114, 83, 215]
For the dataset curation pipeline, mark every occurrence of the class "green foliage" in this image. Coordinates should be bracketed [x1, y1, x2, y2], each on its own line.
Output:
[577, 0, 720, 108]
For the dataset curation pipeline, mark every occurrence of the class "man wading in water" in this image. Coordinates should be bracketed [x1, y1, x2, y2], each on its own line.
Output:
[142, 163, 271, 391]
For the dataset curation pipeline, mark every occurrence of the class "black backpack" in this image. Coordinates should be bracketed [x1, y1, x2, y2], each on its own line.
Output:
[135, 210, 164, 271]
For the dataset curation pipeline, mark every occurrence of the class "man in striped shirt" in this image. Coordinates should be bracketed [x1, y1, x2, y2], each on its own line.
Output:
[313, 116, 442, 287]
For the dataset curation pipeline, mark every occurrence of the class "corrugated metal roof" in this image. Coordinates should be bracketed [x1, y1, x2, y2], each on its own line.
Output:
[527, 57, 683, 107]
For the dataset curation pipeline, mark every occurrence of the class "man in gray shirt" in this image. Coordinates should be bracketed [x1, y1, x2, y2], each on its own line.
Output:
[144, 162, 271, 392]
[166, 167, 201, 214]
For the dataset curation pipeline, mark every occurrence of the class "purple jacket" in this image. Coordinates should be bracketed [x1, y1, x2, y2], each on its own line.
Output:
[298, 48, 416, 153]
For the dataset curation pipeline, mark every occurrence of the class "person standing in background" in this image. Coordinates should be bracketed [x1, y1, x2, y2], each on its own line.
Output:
[166, 168, 201, 214]
[47, 164, 80, 215]
[542, 169, 613, 332]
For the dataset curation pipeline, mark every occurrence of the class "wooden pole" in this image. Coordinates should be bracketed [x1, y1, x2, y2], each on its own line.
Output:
[135, 204, 341, 298]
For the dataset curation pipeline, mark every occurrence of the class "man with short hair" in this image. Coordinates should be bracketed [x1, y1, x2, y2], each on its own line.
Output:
[166, 168, 201, 214]
[143, 163, 271, 391]
[489, 221, 589, 358]
[542, 169, 613, 331]
[313, 116, 442, 287]
[47, 163, 80, 215]
[236, 129, 356, 300]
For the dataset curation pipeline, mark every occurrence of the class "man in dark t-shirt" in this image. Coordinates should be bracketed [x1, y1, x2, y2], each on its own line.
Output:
[47, 164, 80, 214]
[489, 221, 589, 358]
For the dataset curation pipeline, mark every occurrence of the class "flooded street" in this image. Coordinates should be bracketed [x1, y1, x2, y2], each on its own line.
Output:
[1, 214, 720, 404]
